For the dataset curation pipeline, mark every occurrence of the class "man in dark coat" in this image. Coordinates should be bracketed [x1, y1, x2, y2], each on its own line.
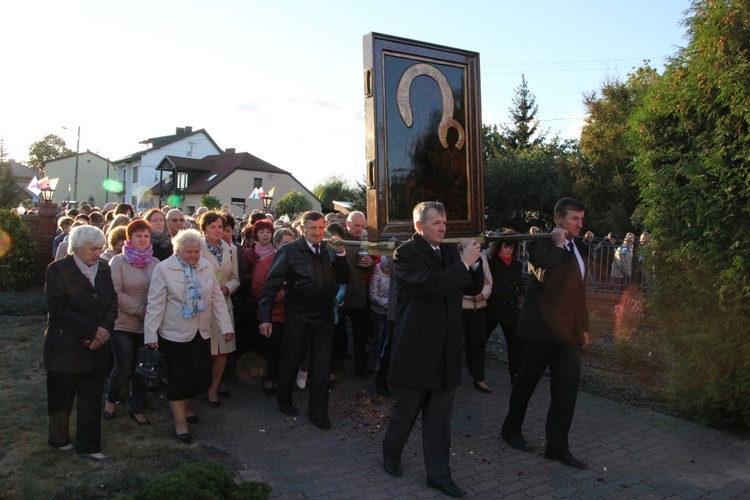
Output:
[258, 211, 349, 430]
[382, 202, 483, 499]
[501, 197, 590, 469]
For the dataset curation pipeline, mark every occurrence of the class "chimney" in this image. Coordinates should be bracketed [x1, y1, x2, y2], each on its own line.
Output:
[185, 126, 193, 133]
[225, 148, 236, 154]
[176, 127, 185, 134]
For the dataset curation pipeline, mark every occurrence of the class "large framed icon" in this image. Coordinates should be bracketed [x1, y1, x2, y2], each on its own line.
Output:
[363, 32, 484, 241]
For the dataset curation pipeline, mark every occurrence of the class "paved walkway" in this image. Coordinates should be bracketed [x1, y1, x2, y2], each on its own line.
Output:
[192, 360, 750, 499]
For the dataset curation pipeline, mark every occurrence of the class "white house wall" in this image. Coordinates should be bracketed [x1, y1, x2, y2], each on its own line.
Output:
[119, 132, 222, 208]
[148, 169, 321, 217]
[46, 153, 115, 207]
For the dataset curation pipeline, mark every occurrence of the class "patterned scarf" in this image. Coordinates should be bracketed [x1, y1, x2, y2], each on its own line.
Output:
[254, 241, 275, 260]
[206, 238, 223, 266]
[122, 240, 153, 268]
[150, 230, 172, 250]
[175, 255, 205, 318]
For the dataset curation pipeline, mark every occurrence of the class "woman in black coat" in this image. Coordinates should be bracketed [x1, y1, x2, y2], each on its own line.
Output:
[44, 225, 118, 463]
[485, 231, 525, 384]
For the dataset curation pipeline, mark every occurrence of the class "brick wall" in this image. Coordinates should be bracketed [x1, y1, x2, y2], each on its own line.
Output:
[22, 202, 58, 286]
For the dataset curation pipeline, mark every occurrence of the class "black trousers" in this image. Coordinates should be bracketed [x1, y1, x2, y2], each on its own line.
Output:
[463, 307, 488, 382]
[277, 317, 333, 421]
[341, 306, 372, 373]
[382, 385, 456, 486]
[502, 340, 582, 455]
[47, 365, 109, 454]
[486, 316, 521, 381]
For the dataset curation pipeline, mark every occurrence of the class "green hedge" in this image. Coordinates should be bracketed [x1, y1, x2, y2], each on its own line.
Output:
[0, 210, 37, 292]
[130, 462, 271, 500]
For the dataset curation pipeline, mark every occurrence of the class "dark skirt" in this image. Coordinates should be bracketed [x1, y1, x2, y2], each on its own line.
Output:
[159, 332, 211, 401]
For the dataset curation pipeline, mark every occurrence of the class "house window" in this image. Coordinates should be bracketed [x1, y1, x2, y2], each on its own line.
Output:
[177, 173, 189, 190]
[187, 142, 194, 157]
[131, 196, 138, 206]
[254, 178, 262, 189]
[132, 166, 139, 183]
[187, 206, 196, 214]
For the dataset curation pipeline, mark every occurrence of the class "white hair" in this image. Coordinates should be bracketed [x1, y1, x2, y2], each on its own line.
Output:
[68, 225, 106, 254]
[171, 228, 203, 252]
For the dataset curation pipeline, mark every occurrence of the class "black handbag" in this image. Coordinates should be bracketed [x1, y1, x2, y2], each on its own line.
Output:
[135, 346, 164, 380]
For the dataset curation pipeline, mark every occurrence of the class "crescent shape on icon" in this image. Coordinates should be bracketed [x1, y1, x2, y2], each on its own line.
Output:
[396, 63, 465, 150]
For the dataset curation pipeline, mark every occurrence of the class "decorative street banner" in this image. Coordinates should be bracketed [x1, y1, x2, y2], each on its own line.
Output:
[363, 33, 484, 241]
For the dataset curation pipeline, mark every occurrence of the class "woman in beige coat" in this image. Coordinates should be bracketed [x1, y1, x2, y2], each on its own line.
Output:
[198, 211, 239, 407]
[144, 229, 234, 443]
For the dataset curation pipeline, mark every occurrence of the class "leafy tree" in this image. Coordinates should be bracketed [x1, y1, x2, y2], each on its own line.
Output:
[631, 0, 750, 427]
[0, 161, 23, 209]
[482, 124, 506, 163]
[200, 194, 222, 210]
[274, 189, 312, 218]
[500, 75, 547, 152]
[0, 210, 37, 291]
[27, 134, 73, 174]
[313, 175, 357, 211]
[484, 140, 573, 231]
[568, 65, 658, 237]
[351, 176, 368, 214]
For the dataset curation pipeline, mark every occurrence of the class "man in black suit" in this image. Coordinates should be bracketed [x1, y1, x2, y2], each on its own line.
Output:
[258, 211, 349, 430]
[382, 202, 483, 498]
[501, 197, 591, 469]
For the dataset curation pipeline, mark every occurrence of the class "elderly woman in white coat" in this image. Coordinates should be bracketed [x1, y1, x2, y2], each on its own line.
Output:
[197, 211, 239, 407]
[144, 229, 234, 444]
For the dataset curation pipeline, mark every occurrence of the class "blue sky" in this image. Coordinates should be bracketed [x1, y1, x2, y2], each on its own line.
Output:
[2, 0, 690, 190]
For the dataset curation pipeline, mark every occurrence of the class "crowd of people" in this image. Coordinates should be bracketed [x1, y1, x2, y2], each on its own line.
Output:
[44, 197, 639, 498]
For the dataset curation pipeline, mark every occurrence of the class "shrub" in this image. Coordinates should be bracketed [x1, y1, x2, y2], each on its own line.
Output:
[274, 190, 312, 218]
[0, 210, 37, 292]
[131, 461, 270, 500]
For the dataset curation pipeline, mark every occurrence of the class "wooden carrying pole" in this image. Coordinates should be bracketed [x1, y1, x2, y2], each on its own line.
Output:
[327, 233, 552, 256]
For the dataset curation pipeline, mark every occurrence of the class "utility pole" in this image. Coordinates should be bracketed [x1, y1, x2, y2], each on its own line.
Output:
[73, 126, 80, 203]
[62, 126, 81, 205]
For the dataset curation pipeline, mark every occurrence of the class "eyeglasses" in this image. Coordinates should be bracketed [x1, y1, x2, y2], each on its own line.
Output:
[169, 218, 185, 223]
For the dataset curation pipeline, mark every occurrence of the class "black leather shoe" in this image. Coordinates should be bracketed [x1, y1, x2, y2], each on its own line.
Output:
[280, 405, 298, 416]
[311, 418, 332, 430]
[383, 460, 402, 477]
[129, 412, 150, 426]
[544, 450, 588, 469]
[426, 480, 466, 498]
[102, 410, 116, 421]
[473, 382, 493, 394]
[186, 415, 199, 424]
[208, 399, 220, 408]
[501, 433, 534, 452]
[173, 430, 192, 444]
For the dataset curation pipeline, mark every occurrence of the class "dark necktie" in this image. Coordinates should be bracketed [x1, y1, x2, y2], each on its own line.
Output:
[435, 247, 441, 258]
[568, 241, 582, 278]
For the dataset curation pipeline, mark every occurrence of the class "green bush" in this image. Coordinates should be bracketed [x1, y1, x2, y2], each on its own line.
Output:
[0, 210, 37, 292]
[274, 190, 312, 218]
[131, 462, 270, 500]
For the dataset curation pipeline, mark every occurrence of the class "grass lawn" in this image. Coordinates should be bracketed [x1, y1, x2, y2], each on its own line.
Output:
[0, 315, 241, 499]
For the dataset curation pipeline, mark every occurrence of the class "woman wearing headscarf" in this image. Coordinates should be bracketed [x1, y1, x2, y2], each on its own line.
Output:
[197, 211, 239, 407]
[44, 225, 118, 462]
[104, 219, 159, 425]
[143, 229, 234, 443]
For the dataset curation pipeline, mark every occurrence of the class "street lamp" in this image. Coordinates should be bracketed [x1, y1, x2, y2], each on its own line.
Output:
[40, 178, 60, 203]
[62, 126, 80, 204]
[262, 194, 273, 213]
